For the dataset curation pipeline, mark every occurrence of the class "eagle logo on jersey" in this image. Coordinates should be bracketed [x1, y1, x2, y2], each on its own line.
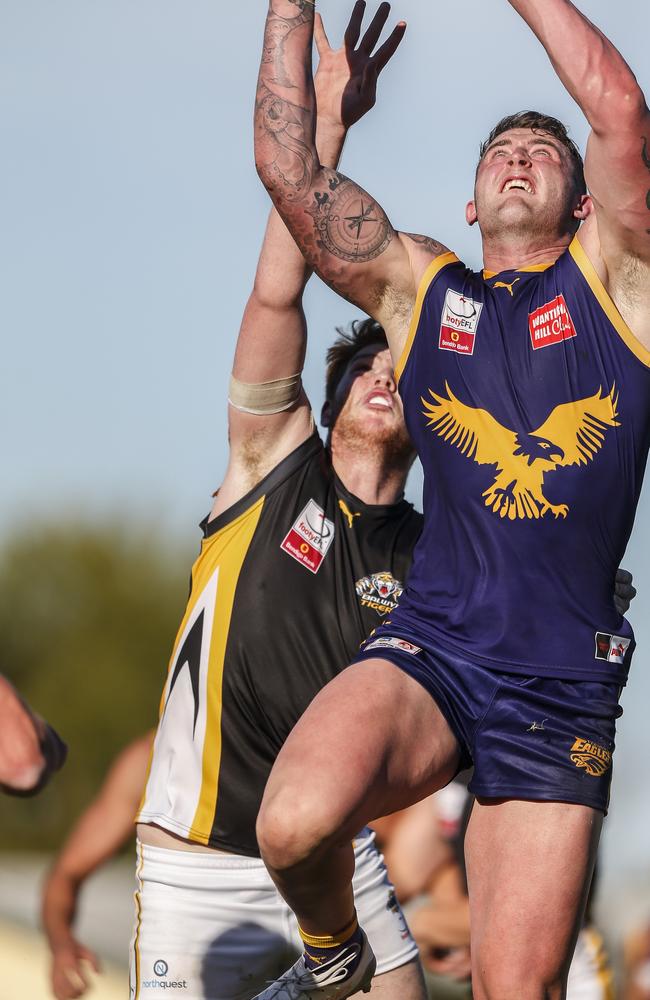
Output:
[421, 383, 619, 520]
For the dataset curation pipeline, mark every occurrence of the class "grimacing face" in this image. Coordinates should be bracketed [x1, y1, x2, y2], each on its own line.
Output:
[324, 344, 413, 458]
[467, 128, 587, 242]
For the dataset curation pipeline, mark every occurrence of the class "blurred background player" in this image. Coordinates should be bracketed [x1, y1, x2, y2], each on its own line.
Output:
[41, 733, 152, 1000]
[623, 923, 650, 1000]
[131, 6, 426, 999]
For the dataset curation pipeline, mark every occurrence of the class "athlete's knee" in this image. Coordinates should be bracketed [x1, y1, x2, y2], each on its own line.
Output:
[256, 787, 340, 872]
[474, 958, 566, 1000]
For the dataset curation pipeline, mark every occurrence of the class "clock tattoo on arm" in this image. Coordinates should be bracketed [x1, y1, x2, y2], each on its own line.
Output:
[307, 175, 394, 263]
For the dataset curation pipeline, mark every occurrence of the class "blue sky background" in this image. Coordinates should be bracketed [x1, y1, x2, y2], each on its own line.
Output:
[2, 0, 648, 919]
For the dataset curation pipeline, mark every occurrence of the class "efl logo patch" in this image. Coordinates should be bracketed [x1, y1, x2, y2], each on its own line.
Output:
[528, 294, 577, 350]
[570, 737, 612, 778]
[281, 500, 335, 574]
[439, 289, 483, 356]
[364, 636, 421, 655]
[594, 632, 631, 664]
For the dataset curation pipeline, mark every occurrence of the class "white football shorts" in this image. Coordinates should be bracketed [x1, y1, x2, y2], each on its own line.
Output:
[567, 925, 614, 1000]
[129, 828, 419, 999]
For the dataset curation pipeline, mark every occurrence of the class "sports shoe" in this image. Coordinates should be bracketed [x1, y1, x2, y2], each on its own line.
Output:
[251, 931, 376, 998]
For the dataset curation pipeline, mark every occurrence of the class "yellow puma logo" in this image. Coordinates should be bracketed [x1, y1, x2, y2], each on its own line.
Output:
[339, 499, 361, 529]
[493, 277, 521, 297]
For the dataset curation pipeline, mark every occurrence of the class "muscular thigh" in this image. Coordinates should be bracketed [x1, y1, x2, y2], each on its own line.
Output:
[466, 799, 602, 996]
[263, 658, 461, 836]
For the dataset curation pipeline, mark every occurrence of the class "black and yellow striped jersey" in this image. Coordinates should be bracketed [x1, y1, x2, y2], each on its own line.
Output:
[138, 433, 422, 856]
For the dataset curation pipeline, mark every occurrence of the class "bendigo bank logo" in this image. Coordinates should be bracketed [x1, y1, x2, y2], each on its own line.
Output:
[570, 737, 612, 778]
[281, 499, 335, 574]
[356, 572, 404, 617]
[439, 289, 483, 356]
[421, 382, 619, 520]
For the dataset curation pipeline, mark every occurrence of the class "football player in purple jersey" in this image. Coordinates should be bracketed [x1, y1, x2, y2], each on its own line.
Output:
[252, 0, 650, 996]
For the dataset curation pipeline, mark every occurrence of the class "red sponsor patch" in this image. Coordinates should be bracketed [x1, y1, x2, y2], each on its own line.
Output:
[439, 289, 483, 356]
[281, 500, 335, 574]
[528, 294, 577, 350]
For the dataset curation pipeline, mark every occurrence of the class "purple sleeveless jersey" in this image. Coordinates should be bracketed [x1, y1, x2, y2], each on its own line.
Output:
[392, 238, 650, 684]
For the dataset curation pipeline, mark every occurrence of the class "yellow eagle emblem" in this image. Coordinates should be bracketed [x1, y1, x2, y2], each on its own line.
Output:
[422, 383, 619, 520]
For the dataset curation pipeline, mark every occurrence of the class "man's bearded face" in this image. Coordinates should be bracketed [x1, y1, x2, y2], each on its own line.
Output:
[329, 345, 413, 461]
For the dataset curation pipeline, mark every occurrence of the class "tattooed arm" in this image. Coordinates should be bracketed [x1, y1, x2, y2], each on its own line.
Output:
[254, 0, 448, 357]
[212, 4, 408, 518]
[507, 0, 650, 349]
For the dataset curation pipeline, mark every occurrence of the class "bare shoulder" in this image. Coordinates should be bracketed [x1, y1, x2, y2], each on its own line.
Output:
[576, 217, 650, 352]
[400, 233, 453, 286]
[370, 232, 453, 365]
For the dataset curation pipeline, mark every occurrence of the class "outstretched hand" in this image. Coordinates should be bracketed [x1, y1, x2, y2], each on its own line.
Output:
[314, 1, 406, 131]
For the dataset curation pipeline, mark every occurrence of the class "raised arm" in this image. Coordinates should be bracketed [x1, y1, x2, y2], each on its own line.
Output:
[254, 1, 447, 354]
[213, 4, 409, 516]
[507, 0, 650, 348]
[42, 733, 152, 1000]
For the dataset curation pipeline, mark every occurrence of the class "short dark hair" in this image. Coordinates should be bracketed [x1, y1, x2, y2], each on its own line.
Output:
[325, 319, 388, 403]
[479, 111, 586, 195]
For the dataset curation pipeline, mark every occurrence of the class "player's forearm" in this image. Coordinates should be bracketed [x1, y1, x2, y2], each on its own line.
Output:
[252, 118, 346, 310]
[508, 0, 647, 132]
[42, 872, 78, 948]
[255, 1, 322, 206]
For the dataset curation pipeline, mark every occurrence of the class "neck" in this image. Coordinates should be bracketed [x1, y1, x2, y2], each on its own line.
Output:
[482, 232, 574, 274]
[329, 435, 411, 506]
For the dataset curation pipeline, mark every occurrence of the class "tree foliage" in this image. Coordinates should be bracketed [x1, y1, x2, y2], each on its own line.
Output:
[0, 519, 192, 849]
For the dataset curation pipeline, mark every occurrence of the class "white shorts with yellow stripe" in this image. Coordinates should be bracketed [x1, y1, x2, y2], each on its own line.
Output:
[567, 925, 615, 1000]
[129, 828, 418, 1000]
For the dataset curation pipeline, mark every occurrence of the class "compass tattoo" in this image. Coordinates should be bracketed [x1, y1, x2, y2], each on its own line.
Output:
[255, 1, 395, 274]
[307, 176, 393, 263]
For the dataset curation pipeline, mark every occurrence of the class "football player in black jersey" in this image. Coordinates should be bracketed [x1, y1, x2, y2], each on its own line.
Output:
[132, 6, 428, 999]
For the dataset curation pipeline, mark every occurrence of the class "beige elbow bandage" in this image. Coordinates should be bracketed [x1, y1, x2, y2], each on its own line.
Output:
[228, 373, 303, 415]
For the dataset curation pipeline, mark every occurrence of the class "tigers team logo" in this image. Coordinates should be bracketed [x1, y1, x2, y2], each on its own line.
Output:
[570, 737, 612, 778]
[356, 572, 404, 616]
[421, 382, 619, 520]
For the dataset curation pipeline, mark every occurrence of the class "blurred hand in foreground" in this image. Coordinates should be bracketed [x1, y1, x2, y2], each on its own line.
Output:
[0, 674, 67, 795]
